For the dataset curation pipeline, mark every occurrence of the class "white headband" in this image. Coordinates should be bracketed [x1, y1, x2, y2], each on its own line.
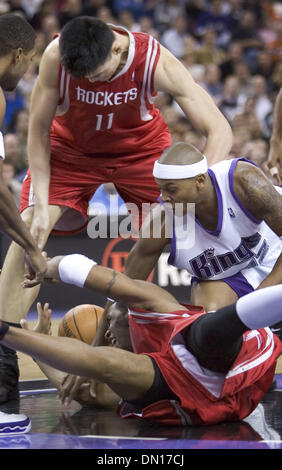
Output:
[153, 156, 208, 180]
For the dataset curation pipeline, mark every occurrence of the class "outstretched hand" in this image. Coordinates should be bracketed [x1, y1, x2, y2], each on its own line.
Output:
[22, 254, 64, 288]
[59, 374, 97, 406]
[23, 248, 47, 288]
[20, 302, 52, 335]
[265, 144, 282, 185]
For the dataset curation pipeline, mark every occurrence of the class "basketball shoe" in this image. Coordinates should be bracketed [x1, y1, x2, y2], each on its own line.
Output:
[0, 411, 31, 435]
[0, 345, 19, 403]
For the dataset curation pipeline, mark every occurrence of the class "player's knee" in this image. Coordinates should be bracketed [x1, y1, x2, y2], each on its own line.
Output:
[21, 207, 34, 228]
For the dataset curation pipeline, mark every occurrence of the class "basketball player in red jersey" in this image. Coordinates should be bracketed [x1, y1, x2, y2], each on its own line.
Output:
[0, 254, 281, 426]
[0, 16, 232, 401]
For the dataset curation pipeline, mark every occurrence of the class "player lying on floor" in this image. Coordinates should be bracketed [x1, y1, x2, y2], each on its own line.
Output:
[0, 254, 281, 426]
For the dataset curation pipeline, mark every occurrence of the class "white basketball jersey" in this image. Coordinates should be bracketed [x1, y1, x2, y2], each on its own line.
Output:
[168, 158, 282, 289]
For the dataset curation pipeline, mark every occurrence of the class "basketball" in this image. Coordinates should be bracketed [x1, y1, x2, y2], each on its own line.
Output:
[58, 304, 104, 344]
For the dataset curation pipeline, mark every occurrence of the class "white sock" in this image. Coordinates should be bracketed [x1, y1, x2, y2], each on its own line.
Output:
[236, 285, 282, 330]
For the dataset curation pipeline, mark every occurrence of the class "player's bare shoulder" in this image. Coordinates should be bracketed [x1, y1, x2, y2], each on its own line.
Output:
[233, 160, 282, 219]
[154, 44, 194, 95]
[38, 38, 60, 87]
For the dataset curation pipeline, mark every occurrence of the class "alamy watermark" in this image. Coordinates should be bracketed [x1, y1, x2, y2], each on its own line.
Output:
[87, 197, 196, 249]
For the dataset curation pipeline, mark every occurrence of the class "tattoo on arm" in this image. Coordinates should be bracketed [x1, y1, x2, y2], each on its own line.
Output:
[105, 270, 118, 298]
[235, 163, 282, 235]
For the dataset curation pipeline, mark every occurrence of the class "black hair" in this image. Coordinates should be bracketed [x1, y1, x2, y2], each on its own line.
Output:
[59, 16, 115, 78]
[0, 13, 36, 58]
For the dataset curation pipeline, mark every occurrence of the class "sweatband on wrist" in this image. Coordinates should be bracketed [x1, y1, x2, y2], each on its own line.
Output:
[153, 156, 208, 179]
[0, 132, 5, 159]
[0, 321, 9, 340]
[58, 254, 97, 288]
[269, 167, 279, 176]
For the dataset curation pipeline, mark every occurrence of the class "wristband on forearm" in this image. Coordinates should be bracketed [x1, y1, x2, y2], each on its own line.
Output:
[58, 254, 97, 288]
[0, 321, 9, 340]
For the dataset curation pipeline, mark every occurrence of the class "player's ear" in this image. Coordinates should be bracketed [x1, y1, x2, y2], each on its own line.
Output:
[112, 40, 122, 56]
[13, 47, 24, 65]
[195, 173, 206, 188]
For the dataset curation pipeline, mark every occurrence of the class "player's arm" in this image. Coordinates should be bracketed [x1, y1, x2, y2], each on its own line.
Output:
[0, 89, 46, 279]
[267, 87, 282, 184]
[233, 161, 282, 287]
[124, 204, 170, 280]
[154, 45, 233, 165]
[27, 39, 60, 249]
[34, 254, 180, 313]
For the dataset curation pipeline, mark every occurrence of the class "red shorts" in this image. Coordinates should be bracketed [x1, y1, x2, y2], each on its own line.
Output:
[20, 145, 162, 236]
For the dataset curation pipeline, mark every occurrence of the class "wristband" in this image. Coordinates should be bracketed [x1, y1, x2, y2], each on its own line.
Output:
[0, 132, 5, 159]
[269, 166, 279, 176]
[58, 254, 97, 288]
[0, 321, 9, 340]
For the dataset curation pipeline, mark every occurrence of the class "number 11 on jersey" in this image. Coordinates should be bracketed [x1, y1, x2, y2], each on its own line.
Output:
[95, 113, 114, 130]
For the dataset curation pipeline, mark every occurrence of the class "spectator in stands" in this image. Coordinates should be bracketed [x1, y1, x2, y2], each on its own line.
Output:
[3, 133, 24, 180]
[2, 90, 25, 132]
[161, 14, 192, 59]
[231, 10, 264, 72]
[203, 63, 223, 102]
[266, 21, 282, 65]
[83, 0, 109, 17]
[153, 0, 186, 34]
[196, 28, 226, 66]
[218, 75, 246, 123]
[241, 138, 269, 171]
[95, 5, 117, 24]
[116, 8, 141, 32]
[17, 62, 37, 98]
[2, 157, 22, 208]
[8, 108, 29, 180]
[138, 15, 159, 39]
[194, 0, 233, 49]
[233, 60, 252, 98]
[253, 50, 276, 91]
[219, 41, 244, 81]
[250, 75, 273, 137]
[40, 13, 60, 45]
[58, 0, 83, 28]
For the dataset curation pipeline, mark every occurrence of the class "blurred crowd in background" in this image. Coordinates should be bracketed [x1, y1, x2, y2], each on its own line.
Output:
[0, 0, 281, 212]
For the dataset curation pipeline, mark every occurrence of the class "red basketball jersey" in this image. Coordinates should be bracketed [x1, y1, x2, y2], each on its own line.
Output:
[118, 306, 282, 426]
[50, 27, 172, 160]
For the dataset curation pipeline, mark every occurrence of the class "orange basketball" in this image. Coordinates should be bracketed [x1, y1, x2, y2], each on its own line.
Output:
[58, 304, 104, 344]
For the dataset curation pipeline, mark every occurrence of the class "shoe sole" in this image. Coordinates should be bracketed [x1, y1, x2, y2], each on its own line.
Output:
[0, 419, 31, 435]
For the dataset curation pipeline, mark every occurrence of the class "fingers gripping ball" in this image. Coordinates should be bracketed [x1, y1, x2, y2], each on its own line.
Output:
[58, 304, 104, 344]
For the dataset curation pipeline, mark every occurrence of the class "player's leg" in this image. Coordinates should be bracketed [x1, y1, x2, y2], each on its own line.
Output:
[0, 204, 66, 403]
[186, 284, 282, 373]
[113, 153, 162, 231]
[0, 204, 67, 322]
